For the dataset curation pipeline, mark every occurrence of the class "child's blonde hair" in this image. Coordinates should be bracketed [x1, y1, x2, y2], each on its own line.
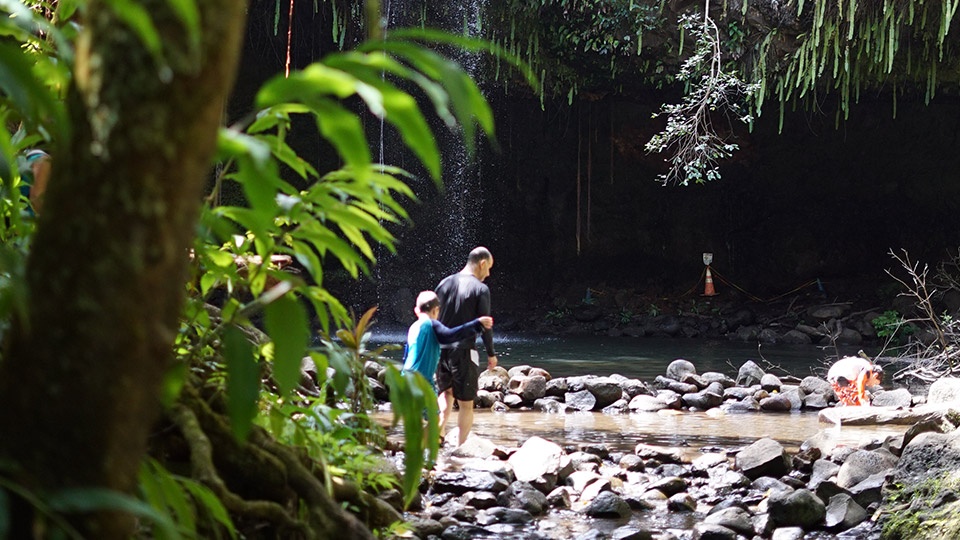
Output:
[415, 290, 440, 313]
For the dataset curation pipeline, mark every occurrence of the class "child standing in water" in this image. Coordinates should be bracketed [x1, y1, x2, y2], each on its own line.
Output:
[402, 290, 492, 388]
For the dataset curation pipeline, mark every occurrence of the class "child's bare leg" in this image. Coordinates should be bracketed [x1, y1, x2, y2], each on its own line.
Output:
[438, 388, 454, 440]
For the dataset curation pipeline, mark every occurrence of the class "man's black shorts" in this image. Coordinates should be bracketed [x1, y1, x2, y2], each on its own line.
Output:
[436, 348, 478, 402]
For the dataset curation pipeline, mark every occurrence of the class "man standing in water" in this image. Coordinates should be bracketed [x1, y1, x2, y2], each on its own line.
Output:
[435, 246, 497, 447]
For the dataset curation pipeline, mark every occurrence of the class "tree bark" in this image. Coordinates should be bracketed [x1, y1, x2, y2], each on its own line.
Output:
[0, 0, 247, 537]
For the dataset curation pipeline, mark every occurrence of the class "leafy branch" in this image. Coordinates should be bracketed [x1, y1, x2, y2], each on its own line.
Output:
[645, 6, 757, 186]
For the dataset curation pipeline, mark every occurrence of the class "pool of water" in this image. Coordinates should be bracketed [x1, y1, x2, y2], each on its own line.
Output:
[374, 330, 867, 382]
[373, 332, 906, 450]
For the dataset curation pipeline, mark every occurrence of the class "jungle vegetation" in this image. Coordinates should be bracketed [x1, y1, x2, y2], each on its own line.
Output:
[1, 0, 959, 538]
[0, 0, 534, 538]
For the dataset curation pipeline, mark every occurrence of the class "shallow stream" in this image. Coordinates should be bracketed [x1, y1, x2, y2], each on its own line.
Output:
[374, 332, 909, 450]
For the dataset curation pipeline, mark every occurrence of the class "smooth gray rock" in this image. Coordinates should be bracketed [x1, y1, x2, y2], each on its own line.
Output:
[736, 438, 791, 480]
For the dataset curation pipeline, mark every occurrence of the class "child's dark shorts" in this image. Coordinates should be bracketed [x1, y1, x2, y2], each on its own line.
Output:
[436, 348, 479, 402]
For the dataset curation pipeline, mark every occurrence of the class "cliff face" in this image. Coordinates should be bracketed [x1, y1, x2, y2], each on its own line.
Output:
[230, 1, 960, 321]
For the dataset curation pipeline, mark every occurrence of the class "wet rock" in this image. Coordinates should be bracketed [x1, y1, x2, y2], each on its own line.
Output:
[432, 471, 510, 495]
[573, 530, 606, 540]
[508, 374, 547, 403]
[770, 526, 804, 540]
[712, 469, 751, 490]
[703, 506, 754, 536]
[476, 390, 503, 408]
[824, 492, 868, 531]
[567, 470, 603, 493]
[928, 377, 960, 404]
[835, 327, 863, 345]
[460, 491, 498, 510]
[502, 394, 524, 408]
[871, 388, 913, 408]
[809, 304, 847, 320]
[736, 360, 765, 386]
[802, 392, 830, 409]
[759, 393, 794, 412]
[546, 486, 572, 508]
[691, 523, 737, 540]
[722, 386, 754, 400]
[836, 449, 898, 488]
[799, 375, 833, 395]
[680, 372, 706, 389]
[405, 516, 444, 538]
[440, 524, 492, 540]
[667, 492, 696, 512]
[759, 328, 780, 344]
[760, 373, 782, 392]
[496, 481, 548, 515]
[610, 526, 655, 540]
[635, 443, 683, 464]
[585, 377, 626, 408]
[564, 389, 597, 411]
[477, 507, 535, 526]
[736, 438, 792, 480]
[614, 376, 649, 398]
[692, 452, 728, 474]
[544, 377, 569, 397]
[767, 488, 825, 528]
[508, 436, 564, 483]
[648, 476, 688, 497]
[479, 367, 510, 392]
[781, 329, 812, 344]
[533, 397, 568, 413]
[582, 490, 631, 518]
[808, 459, 841, 491]
[701, 372, 736, 388]
[666, 359, 697, 381]
[655, 376, 699, 395]
[683, 390, 723, 410]
[581, 477, 616, 502]
[619, 454, 645, 472]
[848, 471, 888, 508]
[657, 389, 684, 409]
[629, 394, 668, 412]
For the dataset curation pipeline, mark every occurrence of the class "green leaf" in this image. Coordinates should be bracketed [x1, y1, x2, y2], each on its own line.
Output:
[0, 43, 65, 136]
[264, 294, 309, 396]
[46, 487, 178, 539]
[223, 324, 259, 441]
[181, 481, 236, 539]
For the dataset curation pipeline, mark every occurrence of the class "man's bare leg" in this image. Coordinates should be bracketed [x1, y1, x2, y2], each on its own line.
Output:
[457, 399, 474, 446]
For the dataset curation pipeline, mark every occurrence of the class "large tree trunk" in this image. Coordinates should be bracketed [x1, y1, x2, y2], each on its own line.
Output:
[0, 0, 247, 536]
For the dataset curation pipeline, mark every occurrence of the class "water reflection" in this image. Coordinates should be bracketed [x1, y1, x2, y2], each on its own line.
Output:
[379, 408, 908, 455]
[373, 332, 867, 383]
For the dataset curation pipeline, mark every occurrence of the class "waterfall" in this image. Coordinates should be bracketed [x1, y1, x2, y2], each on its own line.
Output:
[370, 0, 492, 323]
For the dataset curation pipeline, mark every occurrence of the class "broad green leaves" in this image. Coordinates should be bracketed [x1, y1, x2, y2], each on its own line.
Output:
[190, 29, 502, 508]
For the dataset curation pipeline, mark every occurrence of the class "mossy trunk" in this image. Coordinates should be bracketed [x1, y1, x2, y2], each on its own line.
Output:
[0, 0, 247, 537]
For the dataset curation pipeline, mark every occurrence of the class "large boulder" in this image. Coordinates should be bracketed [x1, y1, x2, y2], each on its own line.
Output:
[478, 366, 510, 392]
[666, 359, 697, 381]
[927, 377, 960, 405]
[584, 377, 625, 409]
[824, 493, 868, 531]
[837, 449, 898, 489]
[508, 374, 547, 403]
[736, 438, 791, 480]
[507, 436, 565, 483]
[767, 488, 826, 528]
[736, 360, 765, 386]
[496, 481, 548, 515]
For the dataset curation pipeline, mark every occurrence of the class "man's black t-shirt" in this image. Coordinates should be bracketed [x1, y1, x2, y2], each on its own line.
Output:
[435, 271, 495, 357]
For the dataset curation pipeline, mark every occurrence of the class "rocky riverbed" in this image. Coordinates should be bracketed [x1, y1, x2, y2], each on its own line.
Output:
[363, 359, 960, 540]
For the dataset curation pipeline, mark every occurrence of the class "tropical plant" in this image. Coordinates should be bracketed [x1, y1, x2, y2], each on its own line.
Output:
[0, 0, 527, 537]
